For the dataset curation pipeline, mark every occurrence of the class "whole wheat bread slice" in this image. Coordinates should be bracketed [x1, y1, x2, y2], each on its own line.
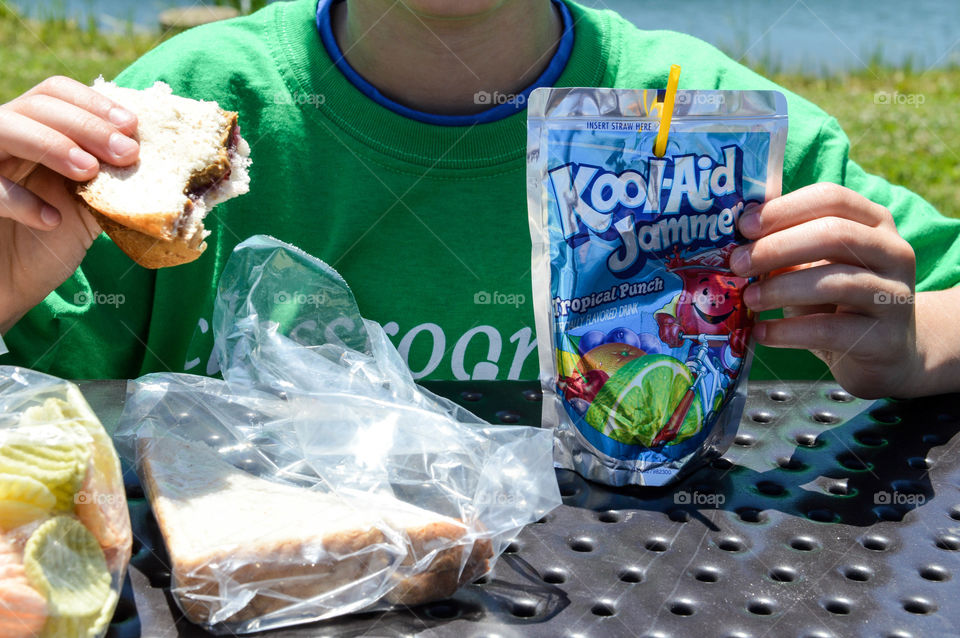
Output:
[74, 79, 251, 268]
[140, 436, 491, 627]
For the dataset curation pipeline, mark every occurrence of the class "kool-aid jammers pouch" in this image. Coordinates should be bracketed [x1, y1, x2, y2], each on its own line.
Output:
[527, 88, 787, 486]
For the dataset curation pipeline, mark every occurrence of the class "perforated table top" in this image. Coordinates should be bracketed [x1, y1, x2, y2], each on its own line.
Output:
[85, 380, 960, 638]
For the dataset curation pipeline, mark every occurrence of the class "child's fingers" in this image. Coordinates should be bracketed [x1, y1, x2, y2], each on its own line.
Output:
[738, 183, 894, 240]
[8, 95, 139, 166]
[0, 109, 100, 182]
[0, 175, 61, 230]
[752, 313, 887, 356]
[730, 216, 915, 280]
[743, 263, 910, 314]
[23, 76, 138, 135]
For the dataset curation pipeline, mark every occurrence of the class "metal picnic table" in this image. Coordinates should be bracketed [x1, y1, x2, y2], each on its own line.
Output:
[84, 379, 960, 638]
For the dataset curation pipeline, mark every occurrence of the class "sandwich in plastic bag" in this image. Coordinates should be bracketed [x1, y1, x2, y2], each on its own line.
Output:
[527, 88, 787, 486]
[114, 235, 561, 634]
[0, 367, 131, 638]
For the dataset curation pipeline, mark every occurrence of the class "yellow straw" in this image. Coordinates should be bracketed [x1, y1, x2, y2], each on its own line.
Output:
[653, 64, 681, 157]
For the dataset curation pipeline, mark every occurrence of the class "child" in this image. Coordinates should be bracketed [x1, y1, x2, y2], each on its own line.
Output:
[1, 0, 958, 398]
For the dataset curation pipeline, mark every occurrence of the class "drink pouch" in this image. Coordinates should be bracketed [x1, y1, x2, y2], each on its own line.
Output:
[527, 88, 787, 486]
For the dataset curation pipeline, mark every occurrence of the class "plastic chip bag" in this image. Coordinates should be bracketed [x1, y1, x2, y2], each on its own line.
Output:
[527, 87, 787, 486]
[0, 367, 132, 638]
[114, 235, 561, 634]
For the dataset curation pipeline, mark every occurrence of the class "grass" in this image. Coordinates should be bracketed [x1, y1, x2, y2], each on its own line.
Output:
[1, 3, 957, 218]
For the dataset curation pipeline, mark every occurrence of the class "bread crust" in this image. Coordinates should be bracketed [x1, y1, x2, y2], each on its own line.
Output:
[139, 440, 494, 627]
[83, 205, 205, 269]
[74, 109, 237, 267]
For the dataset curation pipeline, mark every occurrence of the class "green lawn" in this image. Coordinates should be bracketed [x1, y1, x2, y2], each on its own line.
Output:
[1, 4, 956, 218]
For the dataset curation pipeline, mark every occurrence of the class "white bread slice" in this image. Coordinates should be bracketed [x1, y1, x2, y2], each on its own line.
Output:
[75, 79, 251, 269]
[140, 436, 492, 626]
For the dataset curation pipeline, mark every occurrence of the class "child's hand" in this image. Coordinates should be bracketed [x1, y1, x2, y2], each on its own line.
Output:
[731, 183, 919, 399]
[0, 76, 139, 333]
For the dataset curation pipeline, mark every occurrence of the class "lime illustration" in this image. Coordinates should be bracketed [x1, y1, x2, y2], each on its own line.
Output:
[584, 354, 703, 447]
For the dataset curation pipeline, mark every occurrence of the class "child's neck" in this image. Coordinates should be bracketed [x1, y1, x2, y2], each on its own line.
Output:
[331, 0, 562, 115]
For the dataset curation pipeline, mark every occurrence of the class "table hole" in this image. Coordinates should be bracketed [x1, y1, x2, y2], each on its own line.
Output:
[935, 534, 960, 551]
[790, 536, 820, 552]
[511, 599, 539, 618]
[473, 574, 490, 585]
[495, 410, 521, 424]
[769, 566, 796, 583]
[837, 452, 873, 472]
[693, 566, 720, 583]
[828, 482, 851, 496]
[777, 456, 807, 471]
[907, 457, 932, 470]
[711, 457, 734, 470]
[923, 433, 946, 445]
[828, 389, 853, 402]
[460, 391, 482, 402]
[534, 515, 549, 525]
[618, 566, 644, 583]
[504, 540, 521, 554]
[949, 505, 960, 521]
[591, 600, 616, 617]
[802, 632, 835, 638]
[854, 430, 886, 447]
[717, 536, 747, 552]
[560, 485, 578, 498]
[807, 508, 840, 524]
[756, 480, 786, 496]
[842, 565, 872, 582]
[521, 388, 542, 402]
[669, 600, 694, 616]
[569, 537, 595, 552]
[822, 598, 851, 615]
[734, 433, 755, 447]
[885, 632, 914, 638]
[813, 411, 840, 424]
[861, 535, 890, 551]
[598, 510, 621, 523]
[795, 433, 823, 448]
[768, 390, 793, 402]
[747, 599, 775, 615]
[426, 601, 461, 619]
[902, 597, 936, 614]
[736, 507, 766, 524]
[874, 505, 902, 522]
[751, 411, 774, 423]
[645, 537, 670, 552]
[869, 408, 900, 424]
[919, 565, 949, 581]
[542, 568, 567, 584]
[667, 509, 691, 523]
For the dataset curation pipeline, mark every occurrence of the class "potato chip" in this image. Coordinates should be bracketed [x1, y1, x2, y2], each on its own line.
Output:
[0, 474, 55, 530]
[23, 517, 111, 619]
[0, 579, 48, 638]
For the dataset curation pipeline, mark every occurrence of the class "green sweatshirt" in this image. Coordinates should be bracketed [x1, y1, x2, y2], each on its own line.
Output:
[6, 0, 960, 383]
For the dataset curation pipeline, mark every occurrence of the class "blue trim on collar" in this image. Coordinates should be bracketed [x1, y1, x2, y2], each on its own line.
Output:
[315, 0, 574, 126]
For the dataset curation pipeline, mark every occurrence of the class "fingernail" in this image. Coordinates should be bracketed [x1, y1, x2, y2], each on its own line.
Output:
[739, 211, 761, 235]
[68, 147, 97, 172]
[731, 247, 751, 274]
[752, 322, 766, 341]
[108, 132, 138, 157]
[40, 205, 61, 227]
[744, 284, 760, 308]
[108, 107, 136, 128]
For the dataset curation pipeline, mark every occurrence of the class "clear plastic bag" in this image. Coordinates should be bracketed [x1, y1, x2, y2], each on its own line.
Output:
[0, 367, 131, 638]
[114, 235, 561, 634]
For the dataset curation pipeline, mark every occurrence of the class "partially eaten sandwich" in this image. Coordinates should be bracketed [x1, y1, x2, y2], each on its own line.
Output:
[74, 79, 251, 269]
[140, 435, 492, 628]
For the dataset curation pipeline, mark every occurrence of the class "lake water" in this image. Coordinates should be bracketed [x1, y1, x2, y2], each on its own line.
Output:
[11, 0, 960, 74]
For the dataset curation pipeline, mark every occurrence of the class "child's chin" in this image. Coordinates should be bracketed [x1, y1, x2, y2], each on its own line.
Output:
[401, 0, 504, 19]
